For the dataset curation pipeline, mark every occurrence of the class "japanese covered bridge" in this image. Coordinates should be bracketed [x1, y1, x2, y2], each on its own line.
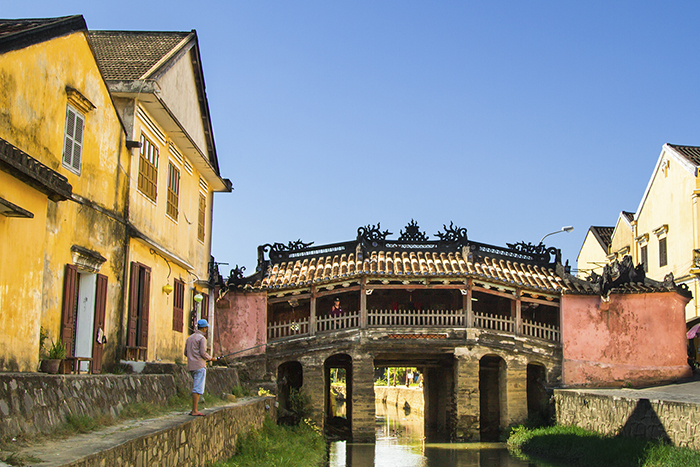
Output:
[214, 221, 691, 441]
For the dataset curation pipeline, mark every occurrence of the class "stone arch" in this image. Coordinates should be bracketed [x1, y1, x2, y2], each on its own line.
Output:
[277, 360, 303, 424]
[526, 361, 551, 425]
[325, 353, 353, 438]
[479, 354, 506, 441]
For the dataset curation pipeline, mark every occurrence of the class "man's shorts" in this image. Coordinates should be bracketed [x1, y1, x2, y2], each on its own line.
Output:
[191, 368, 207, 394]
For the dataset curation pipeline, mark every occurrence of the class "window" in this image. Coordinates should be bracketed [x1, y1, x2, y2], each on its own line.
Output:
[172, 279, 184, 332]
[659, 237, 668, 267]
[166, 162, 180, 220]
[640, 245, 648, 272]
[62, 105, 85, 174]
[138, 134, 159, 201]
[198, 193, 206, 242]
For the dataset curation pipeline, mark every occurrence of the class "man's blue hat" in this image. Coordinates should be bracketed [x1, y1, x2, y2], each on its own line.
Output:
[197, 319, 209, 328]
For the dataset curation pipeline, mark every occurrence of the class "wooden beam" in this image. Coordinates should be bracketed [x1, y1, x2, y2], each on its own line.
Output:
[521, 296, 560, 307]
[267, 293, 312, 304]
[472, 285, 517, 300]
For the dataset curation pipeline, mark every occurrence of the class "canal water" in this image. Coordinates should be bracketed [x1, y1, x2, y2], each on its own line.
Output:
[326, 399, 547, 467]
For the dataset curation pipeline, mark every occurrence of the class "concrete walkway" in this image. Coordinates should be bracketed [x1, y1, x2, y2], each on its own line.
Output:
[566, 377, 700, 405]
[0, 398, 253, 467]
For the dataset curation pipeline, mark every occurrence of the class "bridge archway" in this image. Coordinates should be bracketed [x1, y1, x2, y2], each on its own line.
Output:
[527, 362, 550, 425]
[325, 353, 353, 437]
[479, 354, 506, 441]
[277, 361, 303, 424]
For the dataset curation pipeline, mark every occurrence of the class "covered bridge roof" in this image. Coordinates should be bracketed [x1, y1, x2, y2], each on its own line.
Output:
[231, 221, 566, 294]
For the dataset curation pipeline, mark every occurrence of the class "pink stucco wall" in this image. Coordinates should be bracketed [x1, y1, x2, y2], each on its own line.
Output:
[214, 291, 267, 360]
[561, 292, 691, 387]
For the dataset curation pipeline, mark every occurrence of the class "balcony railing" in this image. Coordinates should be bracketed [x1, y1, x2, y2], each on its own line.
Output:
[267, 308, 560, 344]
[368, 308, 464, 327]
[474, 311, 514, 333]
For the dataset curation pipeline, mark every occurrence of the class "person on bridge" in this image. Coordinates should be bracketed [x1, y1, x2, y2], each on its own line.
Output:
[330, 297, 343, 329]
[185, 319, 215, 416]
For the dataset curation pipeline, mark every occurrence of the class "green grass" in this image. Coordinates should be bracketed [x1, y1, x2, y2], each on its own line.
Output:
[507, 425, 700, 467]
[212, 418, 326, 467]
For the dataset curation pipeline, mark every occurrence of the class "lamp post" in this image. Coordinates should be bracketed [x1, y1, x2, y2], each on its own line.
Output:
[539, 226, 574, 245]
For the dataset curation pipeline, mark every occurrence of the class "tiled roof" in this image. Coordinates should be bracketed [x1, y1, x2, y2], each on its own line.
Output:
[256, 250, 564, 293]
[591, 226, 614, 249]
[87, 31, 192, 80]
[668, 144, 700, 166]
[0, 16, 86, 54]
[621, 211, 635, 223]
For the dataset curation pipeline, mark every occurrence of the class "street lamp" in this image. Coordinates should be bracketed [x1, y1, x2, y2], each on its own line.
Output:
[539, 226, 574, 245]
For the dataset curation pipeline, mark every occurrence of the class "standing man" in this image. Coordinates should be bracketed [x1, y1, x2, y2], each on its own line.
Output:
[185, 319, 215, 416]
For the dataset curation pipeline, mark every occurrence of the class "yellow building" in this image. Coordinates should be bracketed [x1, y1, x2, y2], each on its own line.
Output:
[0, 16, 130, 372]
[576, 226, 613, 279]
[88, 30, 232, 363]
[578, 144, 700, 323]
[633, 144, 700, 322]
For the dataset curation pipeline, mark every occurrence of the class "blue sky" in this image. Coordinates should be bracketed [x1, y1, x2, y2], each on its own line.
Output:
[6, 2, 700, 275]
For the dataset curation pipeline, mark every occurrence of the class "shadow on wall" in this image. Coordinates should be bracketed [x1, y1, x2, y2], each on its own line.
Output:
[620, 398, 671, 443]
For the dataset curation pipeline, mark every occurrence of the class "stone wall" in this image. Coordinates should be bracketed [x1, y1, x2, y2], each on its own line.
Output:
[555, 389, 700, 449]
[0, 367, 240, 439]
[374, 387, 424, 415]
[62, 397, 276, 467]
[0, 373, 176, 438]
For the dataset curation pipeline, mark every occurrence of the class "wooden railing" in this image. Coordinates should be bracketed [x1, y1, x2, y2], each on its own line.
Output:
[368, 308, 464, 327]
[267, 317, 309, 340]
[317, 311, 361, 333]
[522, 318, 560, 342]
[266, 308, 560, 343]
[474, 311, 514, 333]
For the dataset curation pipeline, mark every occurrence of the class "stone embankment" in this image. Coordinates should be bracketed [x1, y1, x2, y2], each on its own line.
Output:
[0, 366, 240, 438]
[375, 386, 424, 415]
[0, 365, 276, 466]
[555, 380, 700, 450]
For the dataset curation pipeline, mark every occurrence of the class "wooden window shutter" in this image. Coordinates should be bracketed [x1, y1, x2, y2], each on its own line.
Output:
[200, 292, 209, 322]
[127, 262, 139, 347]
[91, 274, 108, 374]
[172, 279, 184, 332]
[62, 106, 84, 174]
[61, 264, 78, 357]
[140, 266, 151, 354]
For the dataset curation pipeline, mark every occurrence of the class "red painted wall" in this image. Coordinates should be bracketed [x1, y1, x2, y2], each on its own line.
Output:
[561, 292, 692, 387]
[214, 291, 267, 360]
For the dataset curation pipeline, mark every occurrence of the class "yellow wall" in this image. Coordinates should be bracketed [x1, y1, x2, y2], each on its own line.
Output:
[610, 216, 634, 261]
[576, 229, 608, 279]
[0, 172, 49, 371]
[0, 31, 129, 371]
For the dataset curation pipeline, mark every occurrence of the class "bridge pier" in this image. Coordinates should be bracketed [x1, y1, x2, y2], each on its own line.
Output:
[453, 350, 481, 440]
[300, 356, 325, 427]
[505, 357, 528, 427]
[351, 353, 376, 442]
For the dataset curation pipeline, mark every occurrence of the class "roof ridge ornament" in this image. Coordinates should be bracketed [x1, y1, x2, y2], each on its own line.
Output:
[357, 223, 392, 246]
[435, 222, 468, 245]
[399, 219, 429, 242]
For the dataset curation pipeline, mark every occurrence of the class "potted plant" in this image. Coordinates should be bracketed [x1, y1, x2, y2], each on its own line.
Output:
[40, 337, 66, 374]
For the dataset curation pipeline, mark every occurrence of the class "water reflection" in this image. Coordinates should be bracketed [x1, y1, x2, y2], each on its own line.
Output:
[327, 400, 545, 467]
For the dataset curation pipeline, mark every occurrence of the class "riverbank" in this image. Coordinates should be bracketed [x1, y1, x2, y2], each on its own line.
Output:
[212, 418, 326, 467]
[507, 425, 700, 467]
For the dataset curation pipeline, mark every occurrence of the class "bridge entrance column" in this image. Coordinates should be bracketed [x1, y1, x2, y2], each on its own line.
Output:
[453, 349, 480, 440]
[351, 353, 375, 441]
[505, 356, 528, 427]
[301, 357, 325, 429]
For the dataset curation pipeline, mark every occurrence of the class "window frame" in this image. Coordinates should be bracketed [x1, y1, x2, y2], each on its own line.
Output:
[659, 237, 668, 267]
[62, 104, 85, 175]
[166, 162, 180, 221]
[198, 192, 206, 242]
[138, 133, 159, 202]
